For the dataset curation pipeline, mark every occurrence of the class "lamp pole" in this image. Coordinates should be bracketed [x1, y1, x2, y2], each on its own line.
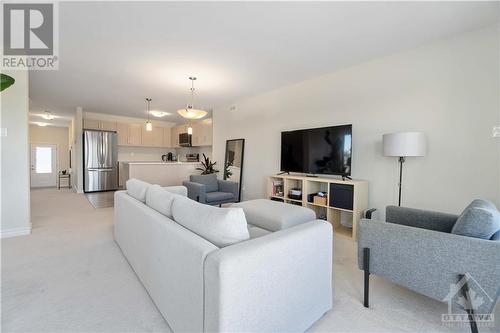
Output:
[398, 156, 405, 206]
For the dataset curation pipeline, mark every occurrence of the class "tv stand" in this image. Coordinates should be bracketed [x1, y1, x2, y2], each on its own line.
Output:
[306, 174, 318, 178]
[277, 171, 290, 175]
[342, 175, 352, 181]
[268, 174, 368, 240]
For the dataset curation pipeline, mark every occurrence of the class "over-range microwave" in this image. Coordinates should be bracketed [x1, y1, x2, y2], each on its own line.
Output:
[179, 133, 192, 147]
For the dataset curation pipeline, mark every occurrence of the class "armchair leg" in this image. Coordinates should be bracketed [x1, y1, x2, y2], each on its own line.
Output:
[363, 247, 370, 308]
[458, 274, 479, 333]
[219, 204, 222, 207]
[196, 196, 200, 202]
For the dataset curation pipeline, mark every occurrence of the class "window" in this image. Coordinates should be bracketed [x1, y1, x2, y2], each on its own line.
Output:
[36, 147, 52, 173]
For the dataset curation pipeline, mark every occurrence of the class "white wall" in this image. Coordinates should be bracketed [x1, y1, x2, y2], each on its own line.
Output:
[1, 70, 31, 237]
[29, 125, 70, 172]
[74, 107, 83, 193]
[214, 26, 499, 216]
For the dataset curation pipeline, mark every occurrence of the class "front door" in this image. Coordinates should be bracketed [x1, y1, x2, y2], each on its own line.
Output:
[30, 144, 57, 187]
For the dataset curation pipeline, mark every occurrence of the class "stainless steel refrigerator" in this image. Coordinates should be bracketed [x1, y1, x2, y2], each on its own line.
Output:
[84, 130, 118, 192]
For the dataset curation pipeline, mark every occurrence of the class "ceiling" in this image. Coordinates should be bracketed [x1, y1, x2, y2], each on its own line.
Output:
[29, 1, 499, 126]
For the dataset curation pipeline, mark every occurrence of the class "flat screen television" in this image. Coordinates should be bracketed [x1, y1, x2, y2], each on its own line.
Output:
[280, 124, 352, 176]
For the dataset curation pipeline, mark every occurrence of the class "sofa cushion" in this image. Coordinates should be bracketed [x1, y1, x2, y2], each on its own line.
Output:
[451, 199, 500, 239]
[206, 191, 234, 203]
[247, 224, 271, 239]
[232, 199, 316, 232]
[172, 196, 250, 247]
[190, 174, 218, 192]
[126, 178, 151, 203]
[146, 184, 180, 219]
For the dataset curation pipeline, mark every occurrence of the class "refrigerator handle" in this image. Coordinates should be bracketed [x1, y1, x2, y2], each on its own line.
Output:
[99, 132, 104, 167]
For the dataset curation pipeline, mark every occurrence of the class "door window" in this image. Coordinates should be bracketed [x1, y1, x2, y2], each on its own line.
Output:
[35, 147, 52, 173]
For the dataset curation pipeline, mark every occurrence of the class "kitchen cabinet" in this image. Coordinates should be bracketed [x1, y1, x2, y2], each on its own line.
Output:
[191, 122, 202, 146]
[163, 127, 172, 147]
[83, 119, 100, 130]
[142, 126, 164, 147]
[100, 120, 117, 131]
[116, 122, 129, 145]
[117, 122, 142, 146]
[192, 118, 212, 146]
[83, 118, 117, 131]
[128, 124, 142, 146]
[85, 117, 210, 148]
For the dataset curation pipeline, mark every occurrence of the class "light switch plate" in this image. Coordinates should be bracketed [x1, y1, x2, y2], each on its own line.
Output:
[0, 128, 7, 137]
[493, 126, 500, 138]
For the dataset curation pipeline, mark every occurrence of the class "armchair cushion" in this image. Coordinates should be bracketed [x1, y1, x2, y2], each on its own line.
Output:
[190, 174, 218, 192]
[172, 196, 249, 247]
[451, 199, 500, 239]
[218, 179, 238, 198]
[206, 192, 234, 203]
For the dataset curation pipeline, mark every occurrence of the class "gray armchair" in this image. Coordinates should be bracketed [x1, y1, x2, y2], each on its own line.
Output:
[183, 174, 239, 206]
[358, 205, 500, 332]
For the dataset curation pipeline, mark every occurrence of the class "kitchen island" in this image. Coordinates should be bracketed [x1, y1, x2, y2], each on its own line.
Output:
[121, 161, 203, 187]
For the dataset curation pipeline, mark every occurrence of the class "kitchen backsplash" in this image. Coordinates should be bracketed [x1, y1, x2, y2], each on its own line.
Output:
[118, 146, 212, 162]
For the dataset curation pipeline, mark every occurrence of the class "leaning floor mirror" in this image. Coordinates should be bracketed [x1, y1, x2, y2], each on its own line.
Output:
[224, 138, 245, 202]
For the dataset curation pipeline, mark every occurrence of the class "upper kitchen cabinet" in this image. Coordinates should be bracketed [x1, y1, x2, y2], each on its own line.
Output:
[142, 126, 164, 147]
[192, 118, 213, 146]
[128, 124, 142, 146]
[116, 122, 129, 145]
[83, 118, 117, 131]
[163, 127, 172, 148]
[116, 122, 141, 146]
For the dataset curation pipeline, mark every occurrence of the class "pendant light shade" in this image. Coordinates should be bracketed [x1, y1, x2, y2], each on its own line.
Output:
[145, 98, 153, 131]
[177, 77, 208, 120]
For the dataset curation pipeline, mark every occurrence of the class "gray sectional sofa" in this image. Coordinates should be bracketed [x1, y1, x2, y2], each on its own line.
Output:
[114, 179, 333, 332]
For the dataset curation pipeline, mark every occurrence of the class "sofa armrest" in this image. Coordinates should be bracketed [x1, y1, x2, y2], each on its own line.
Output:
[386, 205, 458, 232]
[357, 219, 500, 313]
[218, 179, 238, 197]
[204, 221, 333, 332]
[182, 181, 207, 203]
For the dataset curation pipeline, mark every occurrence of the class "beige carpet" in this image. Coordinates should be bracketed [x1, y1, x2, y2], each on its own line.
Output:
[1, 188, 498, 332]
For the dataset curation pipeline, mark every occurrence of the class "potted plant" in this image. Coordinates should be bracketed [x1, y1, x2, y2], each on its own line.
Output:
[196, 154, 219, 175]
[0, 74, 15, 92]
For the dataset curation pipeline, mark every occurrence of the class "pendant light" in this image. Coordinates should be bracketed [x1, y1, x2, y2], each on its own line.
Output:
[145, 98, 152, 131]
[177, 77, 208, 120]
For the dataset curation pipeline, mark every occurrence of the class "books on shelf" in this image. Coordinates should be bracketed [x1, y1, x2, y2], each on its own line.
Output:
[271, 180, 284, 197]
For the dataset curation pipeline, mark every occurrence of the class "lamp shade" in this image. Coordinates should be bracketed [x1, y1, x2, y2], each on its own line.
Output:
[383, 132, 426, 157]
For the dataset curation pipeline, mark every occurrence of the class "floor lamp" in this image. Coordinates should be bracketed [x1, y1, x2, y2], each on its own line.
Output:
[383, 132, 426, 206]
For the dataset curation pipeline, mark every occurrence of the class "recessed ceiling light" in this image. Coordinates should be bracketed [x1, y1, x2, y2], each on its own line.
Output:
[150, 111, 170, 118]
[42, 111, 55, 120]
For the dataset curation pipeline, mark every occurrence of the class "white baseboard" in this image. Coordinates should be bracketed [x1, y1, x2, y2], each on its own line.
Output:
[1, 226, 32, 239]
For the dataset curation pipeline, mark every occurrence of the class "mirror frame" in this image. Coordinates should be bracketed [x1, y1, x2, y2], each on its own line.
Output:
[224, 138, 245, 202]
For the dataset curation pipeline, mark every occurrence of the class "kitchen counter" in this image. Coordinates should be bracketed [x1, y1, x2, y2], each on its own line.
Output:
[121, 161, 202, 187]
[121, 161, 201, 165]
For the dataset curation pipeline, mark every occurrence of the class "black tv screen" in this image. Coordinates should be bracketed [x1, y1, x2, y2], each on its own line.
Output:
[281, 125, 352, 175]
